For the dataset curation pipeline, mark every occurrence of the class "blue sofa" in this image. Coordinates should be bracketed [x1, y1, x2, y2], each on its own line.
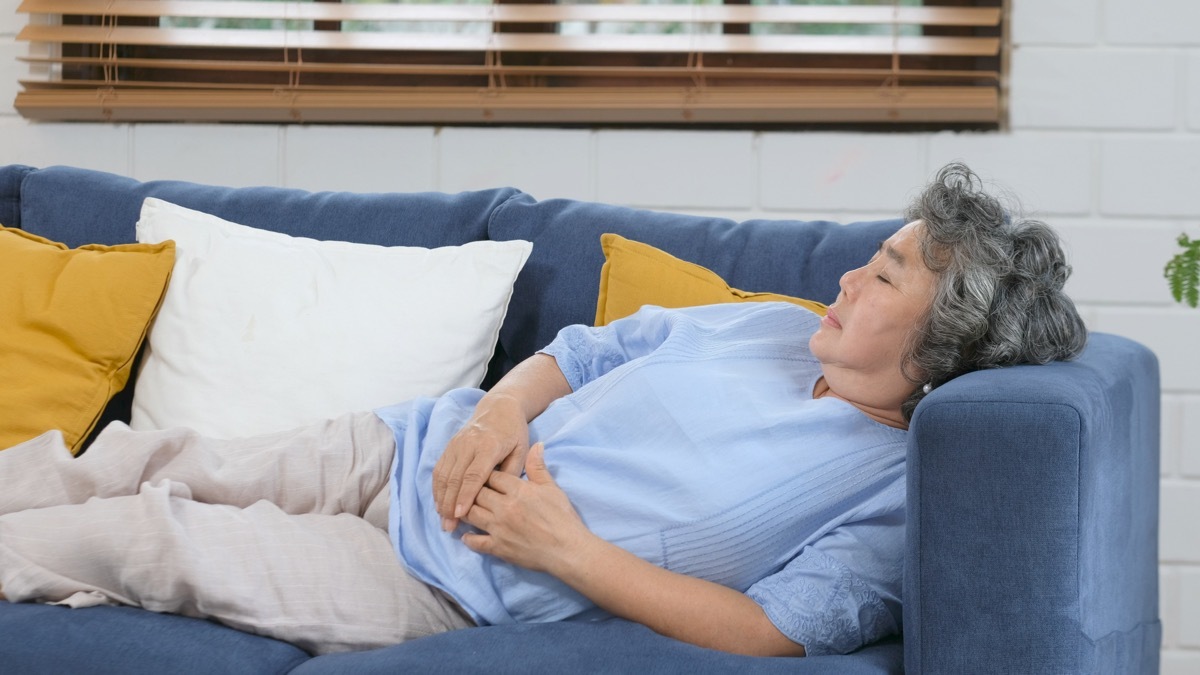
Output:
[0, 164, 1161, 674]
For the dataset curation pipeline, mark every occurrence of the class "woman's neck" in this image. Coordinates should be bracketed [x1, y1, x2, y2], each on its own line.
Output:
[812, 376, 909, 430]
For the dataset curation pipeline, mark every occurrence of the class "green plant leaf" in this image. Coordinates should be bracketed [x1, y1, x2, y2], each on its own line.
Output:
[1165, 233, 1200, 308]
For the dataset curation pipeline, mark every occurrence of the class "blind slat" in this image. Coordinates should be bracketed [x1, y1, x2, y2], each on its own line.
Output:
[19, 24, 1001, 56]
[20, 56, 998, 83]
[18, 0, 1001, 27]
[15, 86, 1000, 123]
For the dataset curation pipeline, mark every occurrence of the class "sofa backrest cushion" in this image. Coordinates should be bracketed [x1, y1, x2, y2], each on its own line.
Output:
[0, 164, 523, 441]
[0, 164, 32, 230]
[6, 165, 520, 249]
[487, 193, 904, 381]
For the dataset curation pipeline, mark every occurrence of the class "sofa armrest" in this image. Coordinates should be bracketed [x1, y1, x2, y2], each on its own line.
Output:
[905, 332, 1161, 674]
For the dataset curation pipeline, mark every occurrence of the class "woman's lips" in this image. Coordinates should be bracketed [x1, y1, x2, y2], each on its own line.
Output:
[822, 307, 842, 329]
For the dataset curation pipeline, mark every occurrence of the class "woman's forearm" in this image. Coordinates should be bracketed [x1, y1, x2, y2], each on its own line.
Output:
[478, 353, 572, 423]
[550, 534, 805, 657]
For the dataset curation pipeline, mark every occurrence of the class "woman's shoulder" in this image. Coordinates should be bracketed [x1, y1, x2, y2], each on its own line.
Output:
[649, 302, 822, 360]
[665, 300, 823, 327]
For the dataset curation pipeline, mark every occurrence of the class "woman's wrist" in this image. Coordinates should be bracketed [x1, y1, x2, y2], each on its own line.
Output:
[473, 390, 523, 417]
[545, 530, 617, 586]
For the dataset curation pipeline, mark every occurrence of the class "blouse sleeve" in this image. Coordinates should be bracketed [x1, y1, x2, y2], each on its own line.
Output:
[536, 304, 681, 391]
[745, 507, 905, 657]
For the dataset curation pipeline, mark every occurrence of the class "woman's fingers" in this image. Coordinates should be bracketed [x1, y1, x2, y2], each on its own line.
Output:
[524, 443, 552, 485]
[433, 429, 521, 527]
[432, 451, 463, 519]
[472, 485, 501, 509]
[484, 471, 523, 494]
[463, 501, 493, 531]
[457, 448, 517, 517]
[431, 396, 531, 527]
[456, 460, 591, 575]
[496, 442, 530, 476]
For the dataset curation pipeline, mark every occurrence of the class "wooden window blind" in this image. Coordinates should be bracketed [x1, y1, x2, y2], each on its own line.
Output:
[14, 0, 1005, 125]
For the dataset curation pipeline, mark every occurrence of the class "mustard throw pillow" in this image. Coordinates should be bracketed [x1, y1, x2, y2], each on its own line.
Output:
[0, 226, 175, 454]
[594, 232, 827, 326]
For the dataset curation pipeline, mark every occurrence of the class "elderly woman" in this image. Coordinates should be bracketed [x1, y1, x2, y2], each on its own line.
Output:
[0, 163, 1086, 658]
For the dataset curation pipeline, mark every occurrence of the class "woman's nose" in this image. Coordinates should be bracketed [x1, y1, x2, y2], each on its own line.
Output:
[840, 265, 864, 296]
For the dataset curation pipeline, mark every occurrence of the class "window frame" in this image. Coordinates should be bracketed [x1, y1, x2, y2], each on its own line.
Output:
[14, 0, 1008, 128]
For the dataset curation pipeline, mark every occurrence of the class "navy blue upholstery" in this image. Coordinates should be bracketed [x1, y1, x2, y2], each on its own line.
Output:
[0, 164, 1161, 674]
[486, 193, 901, 380]
[290, 620, 903, 674]
[906, 333, 1161, 674]
[0, 603, 309, 675]
[0, 163, 33, 229]
[9, 164, 518, 249]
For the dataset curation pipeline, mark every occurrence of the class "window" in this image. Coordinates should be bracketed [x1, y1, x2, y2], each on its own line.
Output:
[14, 0, 1005, 126]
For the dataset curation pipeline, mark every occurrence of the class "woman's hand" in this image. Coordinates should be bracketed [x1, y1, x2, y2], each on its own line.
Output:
[432, 394, 530, 531]
[460, 443, 804, 657]
[432, 354, 573, 532]
[461, 443, 592, 575]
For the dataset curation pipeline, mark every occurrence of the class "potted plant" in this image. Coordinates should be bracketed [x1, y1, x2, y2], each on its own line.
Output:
[1165, 234, 1200, 308]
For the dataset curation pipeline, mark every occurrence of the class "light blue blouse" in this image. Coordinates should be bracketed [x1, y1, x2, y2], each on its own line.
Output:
[375, 302, 906, 656]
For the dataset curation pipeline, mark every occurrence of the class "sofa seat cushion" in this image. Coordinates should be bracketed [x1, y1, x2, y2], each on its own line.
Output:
[0, 601, 311, 675]
[292, 620, 902, 674]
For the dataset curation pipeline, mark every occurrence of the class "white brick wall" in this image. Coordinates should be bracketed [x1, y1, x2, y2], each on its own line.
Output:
[757, 133, 925, 212]
[1104, 0, 1200, 45]
[1189, 55, 1200, 131]
[1011, 0, 1098, 46]
[1183, 398, 1200, 478]
[0, 118, 131, 174]
[1183, 570, 1200, 648]
[1, 0, 1197, 666]
[1164, 565, 1181, 649]
[440, 127, 593, 200]
[1102, 138, 1200, 217]
[284, 126, 437, 193]
[927, 131, 1093, 215]
[595, 130, 755, 209]
[131, 125, 282, 186]
[1011, 48, 1178, 130]
[1056, 219, 1185, 305]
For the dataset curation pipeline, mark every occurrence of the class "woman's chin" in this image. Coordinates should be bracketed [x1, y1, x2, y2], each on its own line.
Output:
[807, 332, 831, 363]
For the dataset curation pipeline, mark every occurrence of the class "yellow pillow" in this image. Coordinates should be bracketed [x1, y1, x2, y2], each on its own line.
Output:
[0, 226, 175, 454]
[594, 233, 827, 326]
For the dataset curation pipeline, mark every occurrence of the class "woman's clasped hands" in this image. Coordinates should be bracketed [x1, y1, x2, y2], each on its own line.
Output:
[460, 443, 592, 575]
[432, 393, 530, 531]
[432, 393, 591, 574]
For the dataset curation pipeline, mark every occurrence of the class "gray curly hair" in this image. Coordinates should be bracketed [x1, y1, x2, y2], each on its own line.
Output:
[899, 162, 1088, 421]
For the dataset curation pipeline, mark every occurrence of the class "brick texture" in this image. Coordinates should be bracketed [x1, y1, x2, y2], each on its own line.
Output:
[284, 126, 436, 194]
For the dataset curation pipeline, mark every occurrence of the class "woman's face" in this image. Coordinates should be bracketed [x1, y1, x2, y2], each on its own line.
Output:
[809, 221, 938, 386]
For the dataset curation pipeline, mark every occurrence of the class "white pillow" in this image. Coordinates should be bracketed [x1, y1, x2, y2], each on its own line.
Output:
[132, 197, 532, 438]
